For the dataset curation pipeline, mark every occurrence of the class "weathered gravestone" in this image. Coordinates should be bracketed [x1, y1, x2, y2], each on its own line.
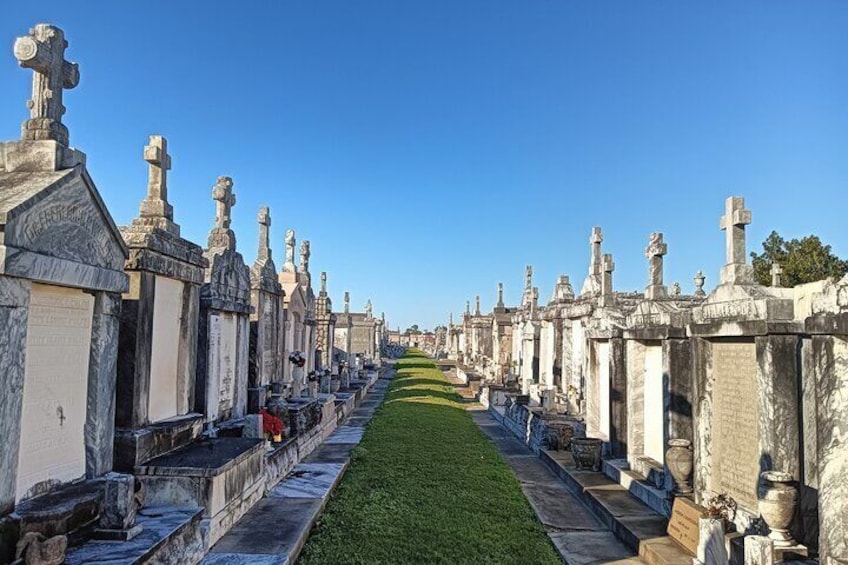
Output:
[0, 23, 128, 560]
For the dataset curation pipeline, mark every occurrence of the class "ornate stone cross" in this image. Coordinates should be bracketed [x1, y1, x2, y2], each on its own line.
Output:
[14, 24, 79, 146]
[645, 232, 668, 299]
[283, 229, 296, 272]
[497, 282, 504, 307]
[719, 196, 754, 284]
[600, 253, 615, 307]
[466, 300, 471, 315]
[299, 240, 310, 274]
[257, 206, 271, 260]
[212, 176, 235, 230]
[771, 263, 783, 287]
[581, 227, 604, 295]
[530, 287, 539, 319]
[365, 299, 373, 318]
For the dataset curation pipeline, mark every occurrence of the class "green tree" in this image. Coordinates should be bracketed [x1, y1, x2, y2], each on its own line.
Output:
[750, 231, 848, 287]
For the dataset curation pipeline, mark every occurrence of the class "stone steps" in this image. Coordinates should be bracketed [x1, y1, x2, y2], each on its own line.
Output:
[603, 458, 671, 517]
[539, 449, 692, 565]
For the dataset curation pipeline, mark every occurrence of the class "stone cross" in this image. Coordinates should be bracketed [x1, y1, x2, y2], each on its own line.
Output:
[320, 271, 327, 293]
[600, 253, 615, 307]
[283, 229, 296, 272]
[694, 270, 706, 297]
[14, 24, 79, 146]
[365, 299, 373, 318]
[771, 263, 783, 287]
[299, 240, 310, 274]
[645, 232, 668, 299]
[257, 206, 271, 260]
[525, 265, 533, 290]
[475, 295, 481, 316]
[497, 282, 504, 307]
[344, 291, 350, 314]
[719, 196, 754, 284]
[138, 135, 174, 221]
[466, 300, 471, 315]
[449, 312, 453, 326]
[581, 227, 604, 295]
[530, 287, 539, 319]
[212, 176, 235, 230]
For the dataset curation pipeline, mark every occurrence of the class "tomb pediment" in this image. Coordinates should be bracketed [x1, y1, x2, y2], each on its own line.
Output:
[202, 248, 251, 314]
[626, 298, 696, 328]
[692, 283, 794, 325]
[0, 166, 128, 292]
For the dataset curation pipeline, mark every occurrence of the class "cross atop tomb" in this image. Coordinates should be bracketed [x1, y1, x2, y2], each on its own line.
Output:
[257, 206, 271, 260]
[771, 263, 783, 287]
[365, 299, 373, 318]
[497, 282, 504, 307]
[719, 196, 755, 284]
[525, 265, 533, 290]
[299, 240, 311, 274]
[449, 312, 453, 326]
[581, 227, 604, 295]
[645, 232, 668, 300]
[144, 136, 171, 205]
[14, 24, 79, 146]
[475, 295, 481, 316]
[530, 287, 539, 319]
[600, 253, 615, 307]
[320, 271, 327, 294]
[212, 176, 235, 230]
[283, 229, 296, 272]
[344, 291, 350, 314]
[466, 300, 471, 316]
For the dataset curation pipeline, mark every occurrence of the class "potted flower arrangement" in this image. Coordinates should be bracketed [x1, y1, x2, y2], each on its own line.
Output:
[288, 351, 306, 368]
[259, 407, 285, 443]
[307, 370, 320, 383]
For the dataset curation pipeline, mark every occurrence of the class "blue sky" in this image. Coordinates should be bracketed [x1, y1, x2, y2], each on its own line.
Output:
[3, 2, 846, 331]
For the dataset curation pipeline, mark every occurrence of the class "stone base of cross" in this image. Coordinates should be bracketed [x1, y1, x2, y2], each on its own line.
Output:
[132, 211, 179, 236]
[721, 263, 755, 285]
[645, 284, 668, 300]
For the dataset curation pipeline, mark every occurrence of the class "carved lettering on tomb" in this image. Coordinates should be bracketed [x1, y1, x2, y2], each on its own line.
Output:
[711, 341, 760, 511]
[16, 284, 94, 502]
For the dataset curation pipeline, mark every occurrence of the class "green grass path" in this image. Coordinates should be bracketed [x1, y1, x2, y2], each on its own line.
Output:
[298, 349, 561, 565]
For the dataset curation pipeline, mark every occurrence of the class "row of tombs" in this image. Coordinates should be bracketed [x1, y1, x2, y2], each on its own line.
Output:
[0, 23, 389, 563]
[441, 199, 847, 563]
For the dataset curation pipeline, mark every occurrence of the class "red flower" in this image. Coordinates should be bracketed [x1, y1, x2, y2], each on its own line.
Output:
[259, 408, 284, 436]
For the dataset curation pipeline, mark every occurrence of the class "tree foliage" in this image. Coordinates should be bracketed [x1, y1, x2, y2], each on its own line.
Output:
[750, 231, 848, 287]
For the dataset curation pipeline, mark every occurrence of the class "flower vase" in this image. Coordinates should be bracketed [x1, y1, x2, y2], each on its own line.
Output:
[758, 471, 798, 547]
[666, 438, 694, 494]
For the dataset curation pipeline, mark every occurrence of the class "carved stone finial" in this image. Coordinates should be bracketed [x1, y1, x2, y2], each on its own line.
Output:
[497, 282, 504, 307]
[719, 196, 754, 284]
[257, 206, 271, 260]
[581, 227, 604, 295]
[208, 176, 236, 250]
[283, 229, 296, 272]
[645, 232, 668, 300]
[552, 275, 575, 302]
[299, 240, 310, 274]
[15, 24, 79, 146]
[600, 253, 615, 307]
[671, 282, 682, 296]
[475, 295, 481, 316]
[694, 270, 706, 297]
[320, 271, 327, 293]
[466, 300, 471, 315]
[344, 291, 350, 314]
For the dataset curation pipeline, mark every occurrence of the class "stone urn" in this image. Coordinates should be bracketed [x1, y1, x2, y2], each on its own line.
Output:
[758, 471, 798, 547]
[665, 438, 694, 494]
[571, 437, 603, 471]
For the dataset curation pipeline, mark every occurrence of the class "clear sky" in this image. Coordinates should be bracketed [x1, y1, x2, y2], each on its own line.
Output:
[3, 2, 846, 331]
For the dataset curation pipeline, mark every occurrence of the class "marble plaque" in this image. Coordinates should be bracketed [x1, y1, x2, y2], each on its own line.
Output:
[149, 276, 183, 422]
[712, 340, 760, 511]
[217, 313, 238, 415]
[16, 284, 94, 502]
[598, 341, 610, 439]
[667, 497, 704, 554]
[644, 345, 665, 463]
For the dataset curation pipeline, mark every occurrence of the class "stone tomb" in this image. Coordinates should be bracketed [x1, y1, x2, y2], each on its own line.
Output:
[690, 197, 812, 545]
[248, 206, 285, 411]
[195, 177, 252, 425]
[115, 135, 208, 471]
[0, 23, 128, 559]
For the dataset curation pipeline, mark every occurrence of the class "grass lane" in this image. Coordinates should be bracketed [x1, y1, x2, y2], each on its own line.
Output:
[298, 349, 561, 565]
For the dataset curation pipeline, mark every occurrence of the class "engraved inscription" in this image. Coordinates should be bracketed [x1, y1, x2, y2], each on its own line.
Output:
[712, 341, 760, 511]
[667, 497, 704, 554]
[16, 284, 94, 502]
